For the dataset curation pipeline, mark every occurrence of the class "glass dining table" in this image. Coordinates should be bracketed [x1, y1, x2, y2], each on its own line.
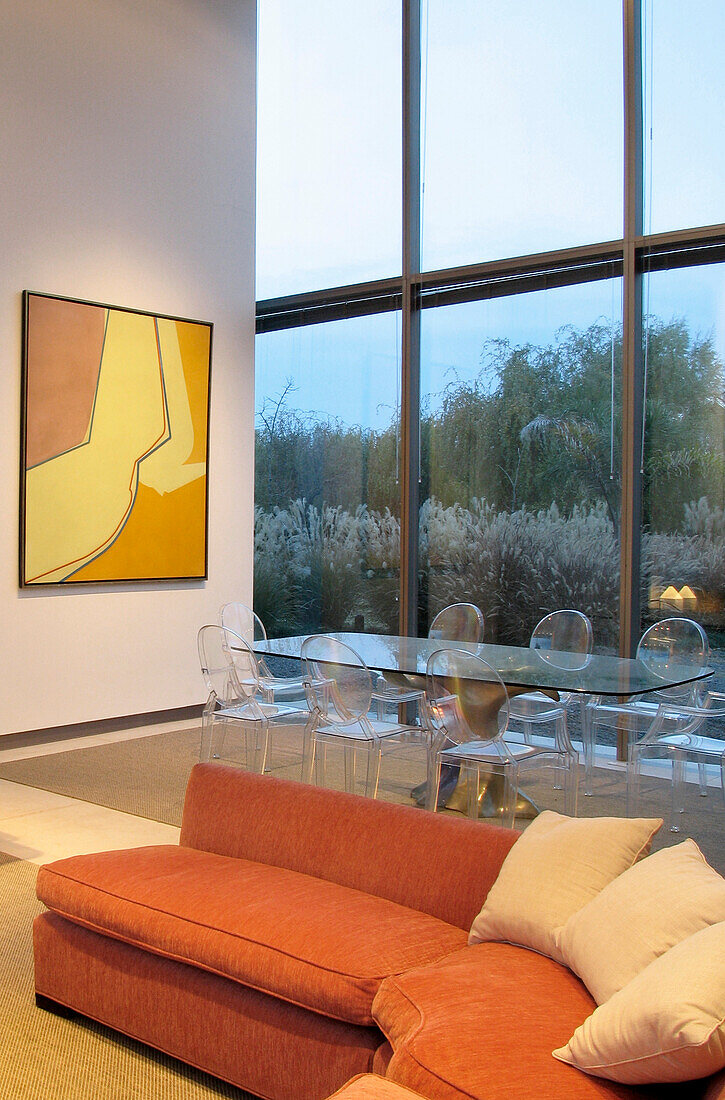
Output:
[254, 630, 713, 700]
[253, 631, 714, 819]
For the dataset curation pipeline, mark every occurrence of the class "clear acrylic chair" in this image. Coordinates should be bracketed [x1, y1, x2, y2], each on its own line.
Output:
[587, 617, 711, 803]
[301, 634, 419, 798]
[197, 625, 308, 774]
[428, 602, 486, 642]
[372, 602, 485, 720]
[508, 610, 594, 791]
[425, 647, 579, 826]
[627, 692, 725, 831]
[220, 601, 307, 704]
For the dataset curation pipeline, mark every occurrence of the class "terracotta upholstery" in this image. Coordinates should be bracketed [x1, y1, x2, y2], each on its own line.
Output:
[34, 911, 382, 1100]
[373, 943, 680, 1100]
[328, 1074, 428, 1099]
[33, 764, 722, 1100]
[179, 763, 518, 930]
[36, 843, 467, 1025]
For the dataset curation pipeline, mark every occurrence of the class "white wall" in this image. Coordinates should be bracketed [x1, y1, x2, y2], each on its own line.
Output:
[0, 0, 256, 734]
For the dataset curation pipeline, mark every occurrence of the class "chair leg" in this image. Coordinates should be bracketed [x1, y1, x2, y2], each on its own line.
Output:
[626, 745, 642, 819]
[300, 723, 310, 781]
[465, 765, 479, 820]
[213, 716, 231, 761]
[501, 766, 517, 830]
[670, 754, 685, 833]
[565, 756, 580, 817]
[242, 726, 253, 768]
[582, 706, 595, 796]
[697, 761, 708, 797]
[317, 742, 328, 787]
[552, 715, 567, 790]
[254, 723, 270, 774]
[343, 744, 357, 794]
[431, 757, 443, 814]
[303, 731, 319, 785]
[424, 752, 438, 812]
[365, 739, 382, 800]
[199, 708, 215, 762]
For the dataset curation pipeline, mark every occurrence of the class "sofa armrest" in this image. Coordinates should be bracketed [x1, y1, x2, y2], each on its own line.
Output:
[179, 764, 518, 930]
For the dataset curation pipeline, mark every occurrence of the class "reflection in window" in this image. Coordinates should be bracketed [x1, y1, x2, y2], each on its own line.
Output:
[254, 313, 401, 635]
[641, 264, 725, 688]
[419, 279, 622, 650]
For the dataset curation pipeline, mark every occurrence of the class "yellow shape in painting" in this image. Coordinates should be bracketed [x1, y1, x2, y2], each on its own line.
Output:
[177, 320, 211, 465]
[138, 317, 206, 494]
[70, 479, 207, 582]
[24, 310, 166, 583]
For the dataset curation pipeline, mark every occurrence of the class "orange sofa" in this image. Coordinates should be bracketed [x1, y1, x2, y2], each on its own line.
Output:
[33, 763, 723, 1100]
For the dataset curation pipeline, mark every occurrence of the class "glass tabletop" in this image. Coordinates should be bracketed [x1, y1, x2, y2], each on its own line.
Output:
[255, 631, 714, 698]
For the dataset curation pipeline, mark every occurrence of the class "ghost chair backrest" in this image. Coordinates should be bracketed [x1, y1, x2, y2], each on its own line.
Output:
[428, 603, 485, 644]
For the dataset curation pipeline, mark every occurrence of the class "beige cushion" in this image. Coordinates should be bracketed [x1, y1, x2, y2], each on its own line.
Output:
[468, 810, 661, 962]
[556, 840, 725, 1004]
[553, 921, 725, 1084]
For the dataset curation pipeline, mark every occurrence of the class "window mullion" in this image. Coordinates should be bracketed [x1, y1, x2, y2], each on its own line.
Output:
[399, 0, 422, 637]
[619, 0, 644, 664]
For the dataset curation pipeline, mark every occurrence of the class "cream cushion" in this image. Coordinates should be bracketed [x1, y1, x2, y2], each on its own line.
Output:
[556, 840, 725, 1004]
[468, 810, 661, 962]
[553, 921, 725, 1084]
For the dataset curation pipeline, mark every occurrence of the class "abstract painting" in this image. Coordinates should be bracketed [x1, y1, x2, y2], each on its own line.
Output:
[20, 292, 212, 586]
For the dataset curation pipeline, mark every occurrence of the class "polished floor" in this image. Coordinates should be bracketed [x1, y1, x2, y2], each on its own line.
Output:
[0, 720, 183, 864]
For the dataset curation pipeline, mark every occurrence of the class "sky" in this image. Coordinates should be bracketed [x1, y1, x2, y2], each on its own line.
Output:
[254, 0, 725, 432]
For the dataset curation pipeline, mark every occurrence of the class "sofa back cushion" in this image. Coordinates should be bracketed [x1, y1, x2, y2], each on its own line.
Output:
[179, 764, 518, 930]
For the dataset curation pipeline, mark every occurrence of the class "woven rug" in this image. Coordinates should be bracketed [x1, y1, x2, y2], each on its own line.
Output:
[0, 724, 331, 828]
[0, 728, 205, 826]
[0, 851, 254, 1100]
[0, 724, 433, 828]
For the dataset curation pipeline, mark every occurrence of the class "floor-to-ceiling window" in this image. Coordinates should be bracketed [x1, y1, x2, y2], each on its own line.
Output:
[254, 1, 725, 683]
[255, 313, 402, 636]
[640, 263, 725, 687]
[419, 277, 622, 648]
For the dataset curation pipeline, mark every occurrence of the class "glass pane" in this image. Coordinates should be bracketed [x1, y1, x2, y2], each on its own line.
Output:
[421, 0, 623, 272]
[256, 1, 402, 298]
[255, 312, 401, 636]
[419, 278, 622, 654]
[643, 1, 725, 235]
[641, 263, 725, 693]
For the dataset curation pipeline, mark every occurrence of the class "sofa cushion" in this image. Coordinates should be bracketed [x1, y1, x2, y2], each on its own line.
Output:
[555, 841, 725, 1005]
[554, 922, 725, 1085]
[468, 811, 662, 963]
[372, 943, 665, 1100]
[36, 845, 468, 1027]
[326, 1074, 428, 1099]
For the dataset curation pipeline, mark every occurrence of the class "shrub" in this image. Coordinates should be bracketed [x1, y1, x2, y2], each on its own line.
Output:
[254, 497, 724, 648]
